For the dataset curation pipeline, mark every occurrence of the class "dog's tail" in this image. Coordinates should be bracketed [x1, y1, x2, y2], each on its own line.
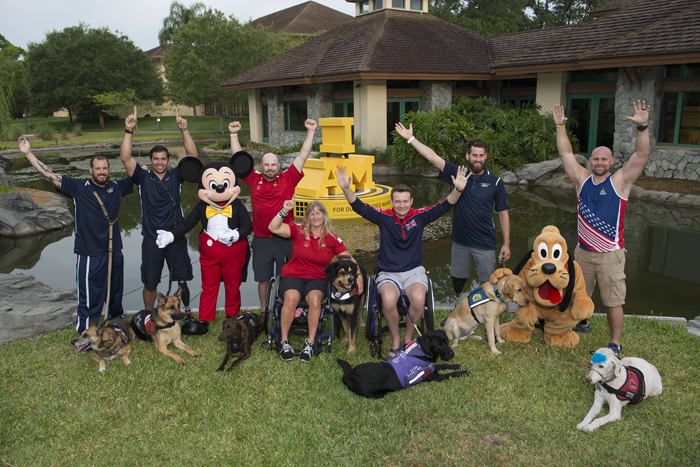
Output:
[336, 359, 352, 377]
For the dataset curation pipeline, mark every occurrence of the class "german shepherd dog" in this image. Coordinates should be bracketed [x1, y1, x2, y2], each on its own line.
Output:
[71, 317, 135, 373]
[324, 260, 368, 354]
[216, 313, 266, 371]
[130, 287, 201, 365]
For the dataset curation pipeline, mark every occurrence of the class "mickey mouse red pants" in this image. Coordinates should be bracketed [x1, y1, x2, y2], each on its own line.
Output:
[198, 231, 246, 321]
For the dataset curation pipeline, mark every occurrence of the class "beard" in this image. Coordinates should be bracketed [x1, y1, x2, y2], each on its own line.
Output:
[91, 173, 110, 186]
[468, 161, 484, 175]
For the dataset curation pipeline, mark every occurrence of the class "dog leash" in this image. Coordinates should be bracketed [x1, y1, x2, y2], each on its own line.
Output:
[373, 277, 422, 338]
[92, 191, 118, 330]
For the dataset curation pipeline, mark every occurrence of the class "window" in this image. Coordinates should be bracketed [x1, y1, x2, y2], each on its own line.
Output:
[284, 100, 307, 132]
[359, 1, 369, 13]
[387, 98, 420, 145]
[663, 64, 700, 79]
[333, 99, 354, 140]
[454, 80, 488, 90]
[261, 101, 269, 143]
[567, 93, 616, 158]
[332, 81, 354, 92]
[374, 0, 384, 9]
[658, 92, 700, 145]
[500, 78, 537, 89]
[410, 0, 422, 10]
[568, 68, 618, 83]
[387, 80, 421, 90]
[501, 97, 535, 108]
[392, 0, 404, 7]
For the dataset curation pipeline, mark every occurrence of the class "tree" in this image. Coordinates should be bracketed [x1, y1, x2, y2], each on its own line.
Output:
[158, 1, 206, 45]
[529, 0, 610, 28]
[429, 0, 533, 36]
[0, 34, 25, 130]
[25, 24, 164, 127]
[163, 9, 303, 134]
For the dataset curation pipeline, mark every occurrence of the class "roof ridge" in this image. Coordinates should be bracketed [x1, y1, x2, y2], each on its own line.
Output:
[489, 26, 575, 67]
[303, 33, 336, 77]
[359, 10, 390, 72]
[579, 0, 700, 59]
[284, 2, 313, 32]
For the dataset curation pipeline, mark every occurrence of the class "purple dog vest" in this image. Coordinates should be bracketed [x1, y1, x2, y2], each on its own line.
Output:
[387, 340, 434, 388]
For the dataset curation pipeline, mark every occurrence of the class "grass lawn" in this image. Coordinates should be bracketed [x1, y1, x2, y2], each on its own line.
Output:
[1, 313, 698, 466]
[1, 116, 248, 150]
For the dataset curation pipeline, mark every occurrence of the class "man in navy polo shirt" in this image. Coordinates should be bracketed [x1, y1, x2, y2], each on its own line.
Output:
[395, 123, 510, 293]
[120, 107, 197, 312]
[18, 137, 134, 334]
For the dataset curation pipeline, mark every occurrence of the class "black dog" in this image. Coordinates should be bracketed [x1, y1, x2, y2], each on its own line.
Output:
[337, 330, 470, 398]
[324, 260, 367, 354]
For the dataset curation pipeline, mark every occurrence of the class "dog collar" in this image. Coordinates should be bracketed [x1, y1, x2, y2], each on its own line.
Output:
[95, 342, 125, 358]
[331, 285, 358, 301]
[492, 283, 504, 302]
[107, 322, 130, 345]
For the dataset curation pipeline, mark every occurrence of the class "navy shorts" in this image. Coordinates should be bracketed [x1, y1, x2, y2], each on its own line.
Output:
[141, 236, 193, 291]
[252, 235, 292, 283]
[278, 277, 328, 301]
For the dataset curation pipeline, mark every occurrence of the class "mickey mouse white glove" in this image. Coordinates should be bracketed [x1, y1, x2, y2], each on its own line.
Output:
[220, 228, 239, 247]
[156, 230, 174, 248]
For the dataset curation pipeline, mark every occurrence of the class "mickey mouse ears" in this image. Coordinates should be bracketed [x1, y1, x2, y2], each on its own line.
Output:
[176, 151, 254, 183]
[231, 151, 254, 179]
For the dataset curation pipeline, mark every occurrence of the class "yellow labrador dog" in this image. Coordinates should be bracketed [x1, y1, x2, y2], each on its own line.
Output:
[443, 269, 528, 355]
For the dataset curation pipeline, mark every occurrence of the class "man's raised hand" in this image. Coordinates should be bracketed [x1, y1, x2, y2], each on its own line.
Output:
[625, 99, 650, 126]
[552, 104, 568, 127]
[336, 166, 351, 190]
[125, 106, 137, 130]
[175, 109, 188, 130]
[395, 122, 413, 140]
[228, 121, 241, 134]
[451, 165, 470, 192]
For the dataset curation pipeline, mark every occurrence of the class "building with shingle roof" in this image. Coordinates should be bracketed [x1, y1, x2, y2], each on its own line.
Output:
[224, 0, 699, 180]
[250, 1, 352, 35]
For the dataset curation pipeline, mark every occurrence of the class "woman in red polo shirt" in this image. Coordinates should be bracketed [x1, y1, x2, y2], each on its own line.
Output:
[268, 199, 360, 362]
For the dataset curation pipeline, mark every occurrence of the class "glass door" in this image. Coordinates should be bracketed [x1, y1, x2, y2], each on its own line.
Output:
[387, 98, 420, 146]
[567, 93, 615, 158]
[261, 101, 269, 144]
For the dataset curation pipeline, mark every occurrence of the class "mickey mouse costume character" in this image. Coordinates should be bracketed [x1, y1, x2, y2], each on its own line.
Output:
[156, 152, 254, 327]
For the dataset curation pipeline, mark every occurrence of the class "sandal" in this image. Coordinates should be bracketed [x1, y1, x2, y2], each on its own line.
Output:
[386, 348, 401, 360]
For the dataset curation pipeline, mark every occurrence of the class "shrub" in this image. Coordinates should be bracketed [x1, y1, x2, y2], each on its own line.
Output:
[36, 123, 54, 141]
[0, 184, 9, 193]
[72, 124, 84, 136]
[2, 125, 23, 141]
[390, 97, 580, 172]
[60, 127, 69, 140]
[207, 139, 231, 150]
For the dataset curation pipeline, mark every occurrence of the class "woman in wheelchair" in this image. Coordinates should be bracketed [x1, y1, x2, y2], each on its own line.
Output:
[268, 199, 360, 362]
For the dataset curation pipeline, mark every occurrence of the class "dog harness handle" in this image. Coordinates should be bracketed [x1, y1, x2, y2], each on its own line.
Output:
[92, 191, 117, 329]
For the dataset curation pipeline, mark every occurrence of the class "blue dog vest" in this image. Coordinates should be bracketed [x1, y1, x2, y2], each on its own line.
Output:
[388, 340, 434, 388]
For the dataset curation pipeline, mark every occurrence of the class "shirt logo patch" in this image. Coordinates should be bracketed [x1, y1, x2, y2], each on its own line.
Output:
[405, 219, 417, 231]
[481, 183, 490, 188]
[107, 188, 114, 193]
[600, 187, 607, 195]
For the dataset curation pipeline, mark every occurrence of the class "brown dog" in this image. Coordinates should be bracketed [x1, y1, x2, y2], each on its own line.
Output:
[324, 260, 368, 354]
[217, 313, 265, 371]
[130, 287, 201, 365]
[443, 268, 529, 355]
[71, 317, 135, 373]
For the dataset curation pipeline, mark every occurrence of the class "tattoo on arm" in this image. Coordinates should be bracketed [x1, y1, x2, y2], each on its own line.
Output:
[36, 160, 62, 186]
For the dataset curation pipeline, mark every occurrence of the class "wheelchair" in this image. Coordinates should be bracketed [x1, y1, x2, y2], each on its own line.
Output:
[261, 275, 336, 355]
[364, 269, 435, 360]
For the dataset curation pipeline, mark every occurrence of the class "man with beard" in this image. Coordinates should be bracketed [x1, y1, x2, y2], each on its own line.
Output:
[395, 123, 510, 293]
[553, 100, 650, 356]
[18, 137, 134, 334]
[120, 108, 196, 314]
[229, 118, 318, 311]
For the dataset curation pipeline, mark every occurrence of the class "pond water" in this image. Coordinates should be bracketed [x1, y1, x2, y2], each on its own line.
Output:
[4, 148, 700, 320]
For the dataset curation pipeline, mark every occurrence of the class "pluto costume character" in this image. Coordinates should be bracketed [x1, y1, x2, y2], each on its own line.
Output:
[500, 226, 594, 347]
[156, 152, 254, 323]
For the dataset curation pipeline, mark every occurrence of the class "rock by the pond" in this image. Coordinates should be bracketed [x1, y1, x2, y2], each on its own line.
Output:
[687, 317, 700, 339]
[0, 192, 73, 237]
[0, 167, 15, 187]
[0, 273, 77, 343]
[0, 154, 13, 172]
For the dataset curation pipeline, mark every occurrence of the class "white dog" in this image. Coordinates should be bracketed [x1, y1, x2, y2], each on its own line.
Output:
[577, 347, 662, 432]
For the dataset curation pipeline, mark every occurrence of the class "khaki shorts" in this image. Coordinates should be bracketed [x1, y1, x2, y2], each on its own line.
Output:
[574, 246, 626, 308]
[377, 266, 429, 292]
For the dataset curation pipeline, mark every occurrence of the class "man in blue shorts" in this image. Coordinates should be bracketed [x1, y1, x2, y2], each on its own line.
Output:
[337, 165, 469, 358]
[395, 123, 510, 294]
[18, 137, 134, 334]
[120, 107, 196, 312]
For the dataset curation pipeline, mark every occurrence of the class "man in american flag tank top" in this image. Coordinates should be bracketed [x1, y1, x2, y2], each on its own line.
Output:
[552, 100, 650, 356]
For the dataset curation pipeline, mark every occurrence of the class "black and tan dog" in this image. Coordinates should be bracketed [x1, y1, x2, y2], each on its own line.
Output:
[324, 260, 367, 354]
[216, 313, 265, 371]
[337, 330, 469, 399]
[72, 317, 135, 373]
[443, 268, 529, 355]
[130, 287, 201, 365]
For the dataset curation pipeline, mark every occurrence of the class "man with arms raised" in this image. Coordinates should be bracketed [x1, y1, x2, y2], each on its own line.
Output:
[553, 100, 650, 356]
[229, 119, 318, 311]
[18, 137, 134, 334]
[120, 108, 197, 314]
[337, 165, 469, 358]
[395, 123, 510, 294]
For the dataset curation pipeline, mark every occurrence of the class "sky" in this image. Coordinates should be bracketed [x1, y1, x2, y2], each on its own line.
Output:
[0, 0, 357, 54]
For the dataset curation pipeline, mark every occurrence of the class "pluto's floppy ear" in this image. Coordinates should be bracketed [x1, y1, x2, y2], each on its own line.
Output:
[177, 156, 204, 183]
[230, 151, 254, 179]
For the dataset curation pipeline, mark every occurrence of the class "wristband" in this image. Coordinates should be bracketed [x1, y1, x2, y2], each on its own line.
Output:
[407, 136, 415, 144]
[556, 124, 566, 128]
[278, 209, 287, 218]
[230, 132, 238, 137]
[125, 128, 134, 134]
[454, 186, 464, 193]
[179, 127, 188, 132]
[637, 124, 648, 131]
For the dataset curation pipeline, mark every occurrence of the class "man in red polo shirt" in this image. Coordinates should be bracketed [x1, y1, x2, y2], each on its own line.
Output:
[229, 119, 318, 311]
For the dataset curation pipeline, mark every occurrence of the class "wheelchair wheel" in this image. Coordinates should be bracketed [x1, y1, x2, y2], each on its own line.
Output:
[365, 274, 377, 340]
[266, 276, 279, 315]
[424, 279, 435, 332]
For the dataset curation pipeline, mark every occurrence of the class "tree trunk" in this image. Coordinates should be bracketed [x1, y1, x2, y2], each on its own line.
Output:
[219, 113, 225, 135]
[68, 108, 73, 126]
[98, 113, 105, 129]
[192, 106, 198, 119]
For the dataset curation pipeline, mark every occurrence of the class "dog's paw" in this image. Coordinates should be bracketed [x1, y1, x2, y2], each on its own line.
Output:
[490, 348, 502, 356]
[193, 353, 202, 358]
[469, 336, 482, 341]
[175, 358, 186, 365]
[98, 367, 106, 374]
[215, 367, 224, 372]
